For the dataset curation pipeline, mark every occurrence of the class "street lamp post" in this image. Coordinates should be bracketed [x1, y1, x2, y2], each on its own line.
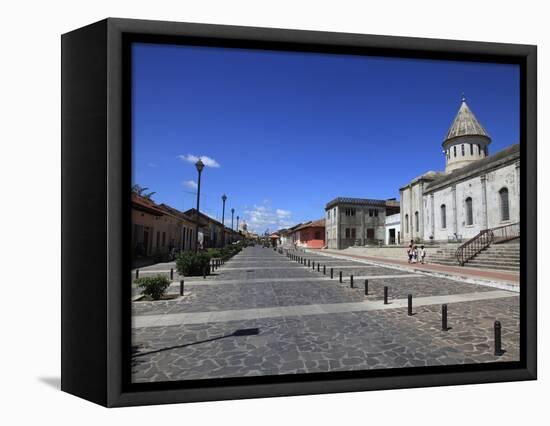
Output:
[231, 208, 235, 243]
[194, 159, 204, 253]
[236, 215, 240, 241]
[221, 194, 227, 247]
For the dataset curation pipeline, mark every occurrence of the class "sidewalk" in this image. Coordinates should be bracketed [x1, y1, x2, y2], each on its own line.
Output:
[317, 249, 519, 287]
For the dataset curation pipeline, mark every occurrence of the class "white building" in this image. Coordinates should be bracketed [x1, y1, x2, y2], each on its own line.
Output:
[400, 97, 520, 243]
[385, 213, 401, 245]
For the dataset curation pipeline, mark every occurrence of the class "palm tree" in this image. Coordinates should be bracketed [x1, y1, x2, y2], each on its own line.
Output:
[131, 184, 156, 200]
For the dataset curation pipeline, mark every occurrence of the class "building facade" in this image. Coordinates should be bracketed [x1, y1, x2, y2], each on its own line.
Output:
[292, 219, 326, 248]
[385, 213, 401, 245]
[325, 198, 400, 249]
[400, 98, 520, 243]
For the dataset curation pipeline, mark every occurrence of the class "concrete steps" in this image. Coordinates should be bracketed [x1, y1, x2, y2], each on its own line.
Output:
[428, 242, 520, 272]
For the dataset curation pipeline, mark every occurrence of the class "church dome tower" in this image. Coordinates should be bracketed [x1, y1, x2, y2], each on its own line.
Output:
[442, 96, 491, 173]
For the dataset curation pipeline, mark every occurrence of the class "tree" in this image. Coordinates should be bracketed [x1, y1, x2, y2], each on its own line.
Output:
[132, 184, 156, 200]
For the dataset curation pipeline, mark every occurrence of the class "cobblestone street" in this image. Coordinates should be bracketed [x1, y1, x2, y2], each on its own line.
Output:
[131, 246, 520, 383]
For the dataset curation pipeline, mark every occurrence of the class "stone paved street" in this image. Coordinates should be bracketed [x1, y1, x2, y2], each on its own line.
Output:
[131, 246, 520, 383]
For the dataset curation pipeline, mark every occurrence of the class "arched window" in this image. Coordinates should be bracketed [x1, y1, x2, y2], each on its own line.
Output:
[465, 197, 473, 225]
[453, 146, 457, 157]
[414, 211, 419, 232]
[470, 144, 474, 155]
[405, 214, 409, 233]
[440, 204, 447, 229]
[499, 187, 510, 221]
[461, 144, 465, 156]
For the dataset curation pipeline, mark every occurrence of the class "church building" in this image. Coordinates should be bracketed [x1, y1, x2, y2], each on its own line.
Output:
[400, 97, 520, 243]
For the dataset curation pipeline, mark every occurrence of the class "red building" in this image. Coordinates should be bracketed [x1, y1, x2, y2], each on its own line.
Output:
[294, 219, 326, 249]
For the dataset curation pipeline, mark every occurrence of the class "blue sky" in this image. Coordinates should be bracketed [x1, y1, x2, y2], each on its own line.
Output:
[132, 43, 519, 234]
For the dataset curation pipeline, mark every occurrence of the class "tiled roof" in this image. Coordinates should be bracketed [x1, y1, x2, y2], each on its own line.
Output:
[296, 219, 325, 231]
[325, 197, 395, 210]
[131, 193, 164, 216]
[444, 99, 490, 143]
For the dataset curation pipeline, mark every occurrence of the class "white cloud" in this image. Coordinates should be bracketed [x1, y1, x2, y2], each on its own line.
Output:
[244, 202, 294, 234]
[178, 154, 220, 168]
[182, 180, 198, 190]
[276, 209, 291, 218]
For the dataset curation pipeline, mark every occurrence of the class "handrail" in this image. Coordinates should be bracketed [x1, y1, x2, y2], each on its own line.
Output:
[455, 222, 519, 266]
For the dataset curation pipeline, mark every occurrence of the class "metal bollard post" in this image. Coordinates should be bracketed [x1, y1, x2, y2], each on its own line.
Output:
[407, 294, 413, 316]
[308, 259, 311, 267]
[364, 279, 369, 295]
[330, 268, 334, 279]
[312, 261, 315, 270]
[203, 266, 206, 279]
[317, 263, 320, 272]
[383, 286, 389, 304]
[135, 269, 139, 280]
[350, 275, 354, 288]
[170, 268, 174, 280]
[339, 271, 343, 283]
[179, 280, 184, 296]
[441, 304, 449, 331]
[494, 321, 505, 356]
[323, 265, 326, 275]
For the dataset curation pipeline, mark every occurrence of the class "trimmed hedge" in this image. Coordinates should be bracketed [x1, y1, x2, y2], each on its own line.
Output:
[135, 275, 171, 300]
[175, 251, 211, 277]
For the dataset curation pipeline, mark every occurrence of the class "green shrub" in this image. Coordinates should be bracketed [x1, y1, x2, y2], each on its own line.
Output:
[176, 251, 211, 276]
[135, 275, 171, 300]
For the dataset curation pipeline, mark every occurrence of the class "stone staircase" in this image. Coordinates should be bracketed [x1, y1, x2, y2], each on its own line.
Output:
[429, 241, 520, 272]
[463, 242, 520, 272]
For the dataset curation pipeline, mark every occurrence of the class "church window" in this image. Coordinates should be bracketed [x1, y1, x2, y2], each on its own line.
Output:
[453, 146, 457, 157]
[465, 197, 473, 225]
[461, 144, 465, 156]
[477, 144, 481, 154]
[414, 211, 419, 232]
[441, 204, 447, 229]
[405, 214, 409, 233]
[470, 144, 474, 155]
[499, 188, 510, 221]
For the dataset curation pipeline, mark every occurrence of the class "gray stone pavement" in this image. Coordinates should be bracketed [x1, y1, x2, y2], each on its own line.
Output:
[131, 246, 520, 383]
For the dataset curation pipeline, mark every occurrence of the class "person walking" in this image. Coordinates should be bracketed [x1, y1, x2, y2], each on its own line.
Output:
[407, 244, 413, 264]
[412, 245, 418, 263]
[419, 245, 426, 264]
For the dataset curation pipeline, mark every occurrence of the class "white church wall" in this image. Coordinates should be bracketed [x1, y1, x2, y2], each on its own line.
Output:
[485, 162, 520, 228]
[454, 177, 484, 240]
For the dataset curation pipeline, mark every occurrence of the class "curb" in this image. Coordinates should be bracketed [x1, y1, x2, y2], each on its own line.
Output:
[306, 249, 520, 293]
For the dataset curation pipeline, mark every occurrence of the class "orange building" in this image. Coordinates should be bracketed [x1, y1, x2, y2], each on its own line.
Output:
[293, 219, 326, 249]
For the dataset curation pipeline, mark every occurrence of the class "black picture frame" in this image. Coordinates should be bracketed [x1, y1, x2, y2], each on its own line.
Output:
[61, 17, 537, 407]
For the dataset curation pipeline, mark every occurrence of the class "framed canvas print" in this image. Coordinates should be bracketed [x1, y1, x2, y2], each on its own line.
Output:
[61, 18, 537, 407]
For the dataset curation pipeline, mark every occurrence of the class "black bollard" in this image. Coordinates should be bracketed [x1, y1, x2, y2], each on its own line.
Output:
[203, 266, 206, 279]
[323, 265, 326, 275]
[339, 271, 343, 283]
[407, 294, 413, 316]
[350, 275, 354, 288]
[308, 259, 311, 267]
[317, 263, 320, 272]
[364, 279, 369, 295]
[441, 304, 449, 331]
[494, 321, 505, 356]
[135, 269, 139, 280]
[330, 268, 334, 279]
[179, 280, 184, 296]
[312, 261, 315, 270]
[170, 268, 174, 280]
[383, 286, 389, 304]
